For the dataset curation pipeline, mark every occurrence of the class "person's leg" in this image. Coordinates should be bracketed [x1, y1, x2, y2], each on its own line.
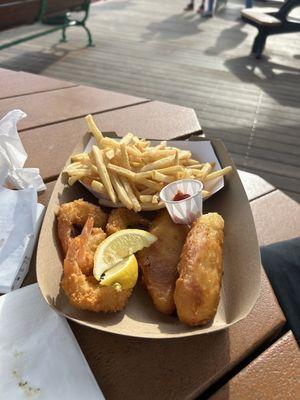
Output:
[184, 1, 194, 11]
[201, 0, 214, 17]
[245, 0, 253, 8]
[261, 237, 300, 345]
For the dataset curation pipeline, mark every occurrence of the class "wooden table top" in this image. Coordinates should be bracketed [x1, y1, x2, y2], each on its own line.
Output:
[211, 331, 300, 400]
[1, 68, 299, 400]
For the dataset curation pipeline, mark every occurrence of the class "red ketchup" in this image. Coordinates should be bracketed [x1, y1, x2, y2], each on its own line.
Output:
[173, 191, 190, 201]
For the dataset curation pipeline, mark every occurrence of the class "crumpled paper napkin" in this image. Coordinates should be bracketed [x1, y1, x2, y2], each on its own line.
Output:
[0, 110, 46, 293]
[0, 110, 45, 192]
[0, 284, 105, 399]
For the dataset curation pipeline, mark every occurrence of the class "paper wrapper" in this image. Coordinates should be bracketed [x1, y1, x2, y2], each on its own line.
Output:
[36, 134, 261, 339]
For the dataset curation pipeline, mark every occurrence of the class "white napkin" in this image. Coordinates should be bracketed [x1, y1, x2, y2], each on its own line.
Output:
[0, 183, 45, 293]
[0, 110, 47, 293]
[0, 284, 105, 400]
[0, 110, 45, 192]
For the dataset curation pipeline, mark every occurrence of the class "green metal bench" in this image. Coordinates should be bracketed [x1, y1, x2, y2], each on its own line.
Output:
[0, 0, 93, 51]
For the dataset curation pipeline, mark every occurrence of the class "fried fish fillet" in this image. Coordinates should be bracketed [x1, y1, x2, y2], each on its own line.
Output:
[174, 213, 224, 326]
[137, 210, 189, 315]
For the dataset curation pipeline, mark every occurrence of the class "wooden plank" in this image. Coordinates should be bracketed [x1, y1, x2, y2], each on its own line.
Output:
[250, 190, 300, 245]
[238, 170, 275, 201]
[241, 8, 282, 26]
[0, 86, 147, 130]
[211, 331, 300, 400]
[0, 71, 76, 99]
[0, 67, 18, 77]
[21, 101, 200, 180]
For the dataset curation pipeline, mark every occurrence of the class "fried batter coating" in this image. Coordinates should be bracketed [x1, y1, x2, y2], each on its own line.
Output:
[137, 210, 189, 315]
[174, 213, 224, 326]
[57, 199, 107, 254]
[61, 216, 132, 312]
[106, 208, 150, 236]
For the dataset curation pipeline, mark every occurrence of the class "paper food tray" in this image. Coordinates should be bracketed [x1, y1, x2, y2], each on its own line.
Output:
[36, 133, 261, 339]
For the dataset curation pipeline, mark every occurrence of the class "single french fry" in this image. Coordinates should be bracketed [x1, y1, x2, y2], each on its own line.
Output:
[135, 176, 163, 191]
[152, 170, 173, 183]
[143, 149, 176, 160]
[107, 163, 136, 179]
[205, 166, 232, 182]
[120, 143, 131, 170]
[139, 195, 153, 203]
[152, 194, 159, 204]
[101, 137, 120, 150]
[131, 161, 143, 168]
[92, 145, 117, 203]
[140, 187, 157, 195]
[85, 115, 103, 148]
[202, 190, 210, 198]
[68, 176, 80, 186]
[104, 148, 115, 160]
[141, 155, 176, 172]
[139, 202, 165, 210]
[186, 163, 206, 170]
[91, 180, 106, 195]
[110, 174, 133, 209]
[65, 169, 94, 176]
[134, 171, 153, 180]
[183, 159, 201, 166]
[157, 165, 184, 175]
[71, 153, 89, 162]
[120, 133, 134, 145]
[126, 146, 142, 157]
[200, 162, 214, 180]
[174, 150, 179, 166]
[120, 177, 141, 212]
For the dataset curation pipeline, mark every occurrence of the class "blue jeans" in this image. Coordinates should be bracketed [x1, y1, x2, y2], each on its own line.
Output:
[261, 238, 300, 345]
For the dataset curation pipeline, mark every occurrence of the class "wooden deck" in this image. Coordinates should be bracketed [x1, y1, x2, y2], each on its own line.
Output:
[0, 0, 299, 201]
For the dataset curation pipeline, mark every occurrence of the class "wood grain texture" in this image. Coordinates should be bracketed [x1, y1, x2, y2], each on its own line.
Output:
[0, 71, 75, 99]
[238, 170, 275, 201]
[0, 85, 147, 130]
[211, 331, 300, 400]
[251, 190, 300, 246]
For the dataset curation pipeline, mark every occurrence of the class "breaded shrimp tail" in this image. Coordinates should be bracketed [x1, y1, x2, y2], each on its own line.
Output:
[174, 213, 224, 326]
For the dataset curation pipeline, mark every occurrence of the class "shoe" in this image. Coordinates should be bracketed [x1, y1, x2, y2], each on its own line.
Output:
[184, 3, 194, 11]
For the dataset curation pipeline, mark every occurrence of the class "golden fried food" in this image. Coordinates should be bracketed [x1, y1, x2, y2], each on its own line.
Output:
[174, 213, 224, 326]
[106, 208, 150, 236]
[57, 199, 107, 254]
[61, 217, 132, 312]
[137, 210, 189, 315]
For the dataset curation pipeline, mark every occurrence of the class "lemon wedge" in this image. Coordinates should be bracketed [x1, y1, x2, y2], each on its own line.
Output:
[93, 229, 157, 281]
[100, 254, 138, 289]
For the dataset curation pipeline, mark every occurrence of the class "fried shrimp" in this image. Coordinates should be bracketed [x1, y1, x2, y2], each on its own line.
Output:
[61, 216, 132, 312]
[106, 208, 150, 236]
[57, 199, 107, 255]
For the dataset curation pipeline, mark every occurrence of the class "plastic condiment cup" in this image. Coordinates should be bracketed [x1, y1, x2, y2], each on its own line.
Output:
[160, 179, 203, 224]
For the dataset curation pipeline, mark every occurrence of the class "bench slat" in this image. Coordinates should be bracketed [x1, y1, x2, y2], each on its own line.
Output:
[242, 8, 282, 26]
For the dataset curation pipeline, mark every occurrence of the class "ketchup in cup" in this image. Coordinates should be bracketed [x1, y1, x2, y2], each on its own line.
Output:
[160, 179, 203, 224]
[173, 191, 191, 202]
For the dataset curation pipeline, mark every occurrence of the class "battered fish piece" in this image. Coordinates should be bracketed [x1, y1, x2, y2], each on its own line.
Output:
[137, 210, 188, 315]
[174, 213, 224, 326]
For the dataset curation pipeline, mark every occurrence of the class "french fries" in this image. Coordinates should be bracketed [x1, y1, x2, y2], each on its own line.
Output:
[64, 115, 233, 211]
